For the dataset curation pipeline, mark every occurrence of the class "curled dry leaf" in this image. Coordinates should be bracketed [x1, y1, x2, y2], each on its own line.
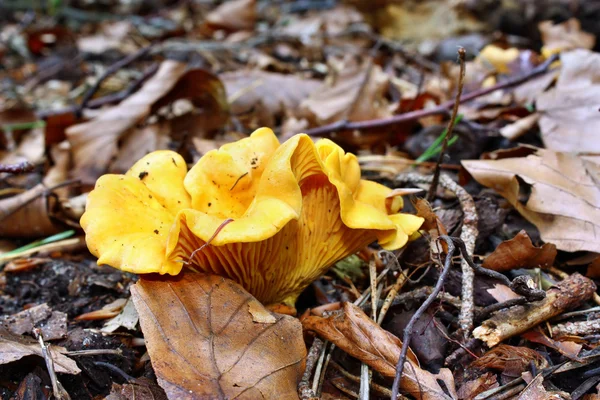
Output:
[302, 302, 456, 400]
[66, 61, 227, 185]
[0, 328, 80, 374]
[483, 230, 556, 272]
[470, 344, 548, 373]
[517, 373, 570, 400]
[536, 49, 600, 153]
[202, 0, 256, 33]
[222, 70, 321, 123]
[75, 298, 128, 321]
[299, 58, 393, 124]
[0, 184, 64, 238]
[130, 273, 306, 400]
[462, 146, 600, 253]
[538, 18, 595, 56]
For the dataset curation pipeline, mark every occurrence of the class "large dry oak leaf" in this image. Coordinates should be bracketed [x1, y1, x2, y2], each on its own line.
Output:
[130, 273, 306, 400]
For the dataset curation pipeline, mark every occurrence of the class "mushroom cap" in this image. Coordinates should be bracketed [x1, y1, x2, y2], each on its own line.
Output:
[81, 128, 423, 305]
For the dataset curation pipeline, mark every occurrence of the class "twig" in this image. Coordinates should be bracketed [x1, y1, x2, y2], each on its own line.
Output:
[377, 268, 408, 325]
[428, 48, 465, 202]
[299, 338, 324, 399]
[474, 273, 594, 347]
[0, 161, 34, 174]
[330, 360, 410, 400]
[33, 328, 70, 400]
[77, 44, 154, 116]
[360, 257, 378, 400]
[36, 63, 159, 119]
[304, 53, 559, 137]
[66, 348, 123, 356]
[397, 173, 480, 338]
[390, 235, 457, 400]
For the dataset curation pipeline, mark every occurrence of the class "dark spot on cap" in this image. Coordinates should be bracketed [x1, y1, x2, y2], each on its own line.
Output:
[208, 202, 212, 207]
[154, 229, 159, 234]
[138, 171, 148, 179]
[171, 158, 177, 166]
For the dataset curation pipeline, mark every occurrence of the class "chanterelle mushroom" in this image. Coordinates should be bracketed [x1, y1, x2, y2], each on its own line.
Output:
[81, 128, 423, 306]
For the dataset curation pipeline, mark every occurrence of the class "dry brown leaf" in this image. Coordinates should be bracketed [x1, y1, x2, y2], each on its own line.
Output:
[222, 70, 321, 120]
[499, 113, 540, 141]
[302, 302, 456, 400]
[299, 58, 392, 124]
[462, 147, 600, 253]
[483, 230, 556, 272]
[536, 49, 600, 153]
[130, 273, 306, 400]
[521, 330, 582, 361]
[0, 184, 64, 238]
[278, 5, 364, 40]
[106, 378, 168, 400]
[0, 328, 80, 374]
[76, 298, 128, 321]
[456, 372, 498, 400]
[202, 0, 256, 33]
[517, 373, 569, 400]
[1, 303, 67, 340]
[470, 344, 547, 373]
[539, 18, 595, 56]
[66, 61, 227, 185]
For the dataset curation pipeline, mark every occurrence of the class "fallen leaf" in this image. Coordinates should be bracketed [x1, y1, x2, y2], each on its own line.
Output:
[487, 284, 522, 303]
[105, 378, 168, 400]
[278, 5, 364, 41]
[536, 49, 600, 153]
[130, 273, 306, 400]
[586, 255, 600, 278]
[369, 1, 486, 42]
[499, 113, 541, 141]
[0, 328, 80, 374]
[522, 330, 582, 361]
[299, 58, 393, 124]
[302, 302, 456, 400]
[470, 344, 548, 373]
[0, 184, 64, 238]
[66, 61, 227, 185]
[483, 230, 556, 272]
[76, 298, 128, 321]
[517, 372, 570, 400]
[1, 303, 67, 340]
[222, 70, 321, 120]
[102, 298, 139, 333]
[456, 372, 498, 400]
[539, 19, 595, 57]
[462, 147, 600, 253]
[202, 0, 256, 34]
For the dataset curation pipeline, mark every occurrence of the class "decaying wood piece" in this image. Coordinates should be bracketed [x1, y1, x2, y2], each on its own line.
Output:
[474, 273, 596, 347]
[552, 319, 600, 337]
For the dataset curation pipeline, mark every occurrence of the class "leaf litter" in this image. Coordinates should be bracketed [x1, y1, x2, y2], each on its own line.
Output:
[1, 1, 600, 399]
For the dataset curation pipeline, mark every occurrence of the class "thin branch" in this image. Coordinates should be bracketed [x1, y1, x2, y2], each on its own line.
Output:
[77, 44, 154, 116]
[36, 63, 159, 119]
[298, 338, 324, 399]
[0, 161, 34, 174]
[390, 236, 456, 400]
[427, 47, 465, 202]
[304, 53, 559, 137]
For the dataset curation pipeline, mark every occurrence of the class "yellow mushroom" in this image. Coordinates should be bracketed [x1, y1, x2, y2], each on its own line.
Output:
[81, 128, 423, 306]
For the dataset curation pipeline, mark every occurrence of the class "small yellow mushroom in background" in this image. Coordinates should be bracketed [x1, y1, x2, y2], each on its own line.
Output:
[81, 128, 423, 306]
